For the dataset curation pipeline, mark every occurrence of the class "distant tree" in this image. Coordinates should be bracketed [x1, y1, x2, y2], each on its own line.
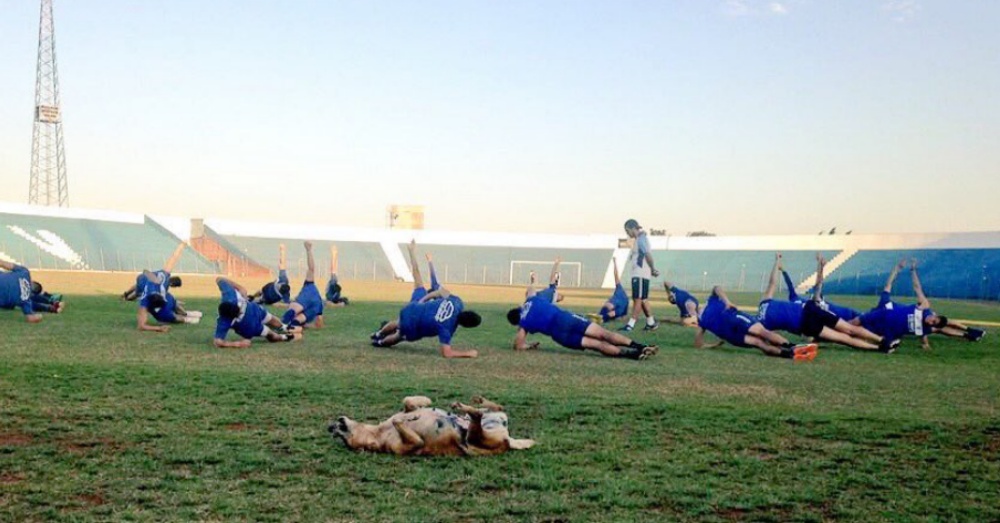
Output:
[686, 231, 716, 237]
[650, 229, 667, 236]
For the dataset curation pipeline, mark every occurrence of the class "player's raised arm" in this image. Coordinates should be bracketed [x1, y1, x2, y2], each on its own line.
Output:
[612, 257, 621, 286]
[408, 240, 424, 289]
[330, 245, 338, 275]
[216, 277, 249, 298]
[910, 260, 932, 309]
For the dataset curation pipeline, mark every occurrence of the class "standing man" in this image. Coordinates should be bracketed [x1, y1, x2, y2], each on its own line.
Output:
[622, 219, 659, 332]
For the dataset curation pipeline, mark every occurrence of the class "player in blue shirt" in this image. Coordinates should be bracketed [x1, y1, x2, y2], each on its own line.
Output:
[371, 240, 481, 359]
[281, 241, 325, 329]
[0, 260, 44, 323]
[694, 286, 817, 360]
[131, 243, 201, 333]
[661, 281, 700, 327]
[589, 257, 629, 324]
[780, 258, 860, 322]
[850, 259, 986, 349]
[213, 277, 302, 348]
[761, 253, 897, 352]
[29, 282, 65, 314]
[325, 245, 349, 307]
[250, 243, 292, 306]
[507, 278, 657, 360]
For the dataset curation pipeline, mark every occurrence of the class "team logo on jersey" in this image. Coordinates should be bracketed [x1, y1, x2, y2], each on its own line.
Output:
[435, 300, 455, 322]
[19, 278, 31, 301]
[520, 301, 532, 320]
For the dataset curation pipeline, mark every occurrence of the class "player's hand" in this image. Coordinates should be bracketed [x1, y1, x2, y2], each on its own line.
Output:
[26, 314, 43, 324]
[897, 259, 907, 270]
[304, 241, 313, 250]
[408, 239, 416, 252]
[160, 326, 170, 333]
[910, 259, 918, 270]
[425, 252, 433, 262]
[651, 269, 660, 277]
[529, 342, 540, 350]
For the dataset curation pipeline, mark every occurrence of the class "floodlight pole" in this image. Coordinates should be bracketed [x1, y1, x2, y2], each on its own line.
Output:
[28, 0, 69, 207]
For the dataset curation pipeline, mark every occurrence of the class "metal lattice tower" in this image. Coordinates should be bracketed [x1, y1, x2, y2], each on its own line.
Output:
[28, 0, 69, 207]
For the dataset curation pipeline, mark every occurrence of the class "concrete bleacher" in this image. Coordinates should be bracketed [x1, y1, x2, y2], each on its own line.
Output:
[220, 235, 394, 281]
[824, 249, 1000, 300]
[0, 203, 217, 273]
[652, 250, 841, 294]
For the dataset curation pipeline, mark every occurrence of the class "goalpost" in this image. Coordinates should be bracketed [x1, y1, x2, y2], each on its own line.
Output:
[509, 260, 583, 287]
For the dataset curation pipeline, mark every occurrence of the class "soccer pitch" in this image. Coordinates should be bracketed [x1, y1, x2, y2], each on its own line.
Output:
[2, 276, 998, 522]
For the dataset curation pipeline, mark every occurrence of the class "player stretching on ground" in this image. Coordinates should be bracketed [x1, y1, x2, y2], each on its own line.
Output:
[661, 281, 700, 327]
[780, 257, 860, 322]
[371, 240, 481, 359]
[214, 277, 301, 348]
[851, 259, 986, 349]
[588, 257, 629, 324]
[325, 245, 349, 307]
[759, 253, 897, 352]
[622, 219, 659, 332]
[280, 241, 325, 328]
[507, 277, 658, 360]
[133, 243, 201, 333]
[695, 286, 817, 361]
[0, 260, 44, 323]
[250, 243, 292, 306]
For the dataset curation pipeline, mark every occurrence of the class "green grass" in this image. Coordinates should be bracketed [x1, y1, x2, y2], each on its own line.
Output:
[1, 289, 999, 522]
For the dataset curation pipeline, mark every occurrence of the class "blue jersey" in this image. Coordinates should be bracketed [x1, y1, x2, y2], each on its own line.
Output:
[518, 295, 563, 336]
[294, 281, 324, 323]
[151, 293, 178, 323]
[859, 292, 929, 339]
[600, 284, 629, 322]
[325, 276, 342, 302]
[822, 300, 860, 322]
[400, 295, 464, 345]
[138, 270, 170, 308]
[758, 299, 804, 334]
[277, 270, 291, 304]
[699, 294, 756, 348]
[0, 265, 34, 315]
[670, 286, 700, 318]
[216, 279, 270, 339]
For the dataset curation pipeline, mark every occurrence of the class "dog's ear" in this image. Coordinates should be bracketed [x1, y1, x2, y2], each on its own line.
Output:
[508, 438, 535, 450]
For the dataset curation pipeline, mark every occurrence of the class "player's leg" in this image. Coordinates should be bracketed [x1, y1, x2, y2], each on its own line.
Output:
[407, 240, 424, 290]
[426, 252, 440, 291]
[303, 241, 316, 283]
[817, 326, 880, 350]
[833, 318, 883, 344]
[747, 322, 792, 347]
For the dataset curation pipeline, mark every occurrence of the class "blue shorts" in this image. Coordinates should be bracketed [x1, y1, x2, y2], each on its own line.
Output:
[295, 281, 324, 322]
[536, 287, 557, 303]
[410, 287, 428, 303]
[399, 302, 422, 341]
[549, 312, 591, 350]
[716, 311, 755, 348]
[151, 294, 178, 323]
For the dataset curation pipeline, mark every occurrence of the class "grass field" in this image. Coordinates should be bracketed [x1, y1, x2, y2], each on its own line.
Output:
[2, 274, 999, 522]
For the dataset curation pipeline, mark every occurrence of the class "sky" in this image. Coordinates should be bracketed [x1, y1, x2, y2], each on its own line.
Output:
[1, 0, 998, 236]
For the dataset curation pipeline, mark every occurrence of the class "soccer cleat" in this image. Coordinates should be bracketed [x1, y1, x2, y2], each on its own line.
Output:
[370, 320, 389, 340]
[187, 310, 203, 318]
[182, 316, 201, 325]
[965, 328, 986, 342]
[637, 345, 659, 360]
[619, 325, 634, 332]
[586, 313, 604, 324]
[371, 338, 385, 348]
[878, 337, 900, 354]
[792, 343, 819, 362]
[553, 272, 561, 287]
[643, 322, 659, 332]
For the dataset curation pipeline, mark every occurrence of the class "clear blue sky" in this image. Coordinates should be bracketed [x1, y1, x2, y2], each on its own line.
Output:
[1, 0, 998, 235]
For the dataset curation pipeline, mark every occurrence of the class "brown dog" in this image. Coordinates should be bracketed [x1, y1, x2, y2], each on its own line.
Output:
[328, 395, 535, 456]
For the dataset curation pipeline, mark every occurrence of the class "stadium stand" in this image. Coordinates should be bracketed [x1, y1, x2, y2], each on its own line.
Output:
[0, 203, 216, 273]
[2, 203, 998, 300]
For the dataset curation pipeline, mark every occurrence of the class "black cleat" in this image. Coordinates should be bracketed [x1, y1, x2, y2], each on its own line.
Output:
[965, 328, 986, 342]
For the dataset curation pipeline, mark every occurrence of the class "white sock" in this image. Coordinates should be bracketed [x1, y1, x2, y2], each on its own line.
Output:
[627, 318, 637, 328]
[187, 310, 203, 318]
[183, 316, 201, 324]
[646, 316, 656, 326]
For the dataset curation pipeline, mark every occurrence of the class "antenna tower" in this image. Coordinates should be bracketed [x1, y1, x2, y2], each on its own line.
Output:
[28, 0, 69, 206]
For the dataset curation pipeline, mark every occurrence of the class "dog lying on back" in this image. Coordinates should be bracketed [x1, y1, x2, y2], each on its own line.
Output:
[328, 395, 535, 456]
